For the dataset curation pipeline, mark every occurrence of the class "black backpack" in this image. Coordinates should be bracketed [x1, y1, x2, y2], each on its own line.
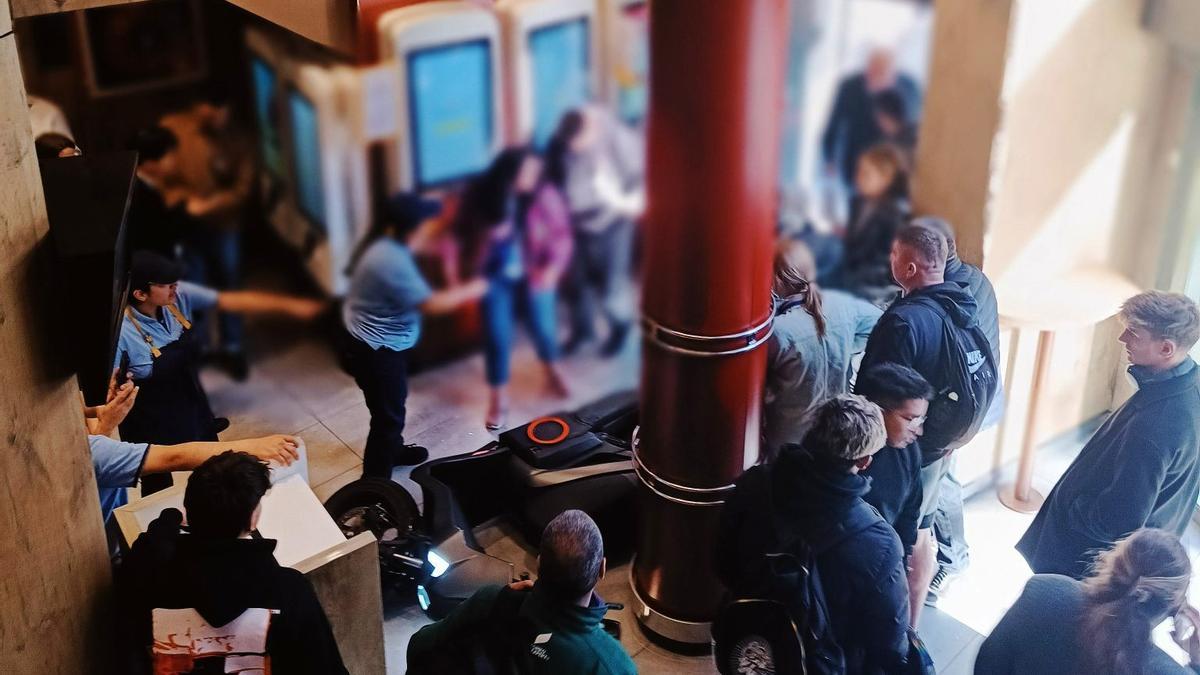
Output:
[906, 295, 999, 453]
[716, 481, 880, 675]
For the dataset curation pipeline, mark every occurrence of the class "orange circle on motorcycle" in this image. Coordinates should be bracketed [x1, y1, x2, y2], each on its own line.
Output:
[527, 417, 570, 445]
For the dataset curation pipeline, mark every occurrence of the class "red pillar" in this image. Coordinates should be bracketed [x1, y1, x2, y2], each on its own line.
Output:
[632, 0, 790, 644]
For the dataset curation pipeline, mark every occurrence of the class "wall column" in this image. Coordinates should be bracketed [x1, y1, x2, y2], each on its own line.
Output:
[0, 3, 114, 672]
[911, 0, 1015, 267]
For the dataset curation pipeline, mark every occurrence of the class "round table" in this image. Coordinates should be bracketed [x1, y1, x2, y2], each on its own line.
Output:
[995, 266, 1141, 513]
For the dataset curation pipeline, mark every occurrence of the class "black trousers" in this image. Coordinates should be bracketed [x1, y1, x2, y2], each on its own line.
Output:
[342, 334, 410, 479]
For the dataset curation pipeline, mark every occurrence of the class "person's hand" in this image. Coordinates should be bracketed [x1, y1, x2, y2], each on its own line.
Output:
[1172, 605, 1200, 665]
[236, 435, 300, 466]
[93, 380, 139, 436]
[507, 579, 535, 592]
[287, 298, 327, 321]
[106, 367, 132, 404]
[462, 277, 489, 299]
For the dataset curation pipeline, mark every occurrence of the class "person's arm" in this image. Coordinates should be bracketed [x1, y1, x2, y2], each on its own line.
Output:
[897, 470, 921, 560]
[527, 188, 575, 290]
[860, 541, 912, 671]
[851, 297, 884, 352]
[419, 278, 488, 316]
[185, 153, 255, 218]
[141, 435, 300, 475]
[857, 315, 916, 376]
[407, 585, 505, 668]
[1069, 428, 1173, 545]
[215, 290, 327, 320]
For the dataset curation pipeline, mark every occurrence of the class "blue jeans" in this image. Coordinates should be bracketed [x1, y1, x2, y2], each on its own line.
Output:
[183, 228, 244, 352]
[482, 279, 559, 386]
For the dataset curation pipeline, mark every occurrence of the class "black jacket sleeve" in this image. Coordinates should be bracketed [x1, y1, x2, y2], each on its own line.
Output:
[858, 314, 917, 376]
[859, 529, 911, 671]
[272, 571, 349, 675]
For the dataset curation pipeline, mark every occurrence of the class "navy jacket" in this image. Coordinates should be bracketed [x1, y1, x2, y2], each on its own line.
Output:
[975, 574, 1194, 674]
[1016, 359, 1200, 579]
[945, 255, 999, 366]
[862, 442, 923, 557]
[716, 450, 910, 673]
[858, 281, 983, 462]
[821, 73, 922, 185]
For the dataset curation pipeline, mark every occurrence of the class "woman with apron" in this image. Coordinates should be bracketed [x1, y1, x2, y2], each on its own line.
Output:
[116, 251, 324, 493]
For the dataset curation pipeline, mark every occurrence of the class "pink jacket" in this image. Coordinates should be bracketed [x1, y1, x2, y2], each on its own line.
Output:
[523, 184, 574, 290]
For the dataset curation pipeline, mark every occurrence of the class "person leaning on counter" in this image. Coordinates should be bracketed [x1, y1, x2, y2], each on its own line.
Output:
[114, 251, 325, 494]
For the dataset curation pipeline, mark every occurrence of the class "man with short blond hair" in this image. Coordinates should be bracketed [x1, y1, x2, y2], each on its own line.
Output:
[1018, 291, 1200, 578]
[717, 395, 910, 673]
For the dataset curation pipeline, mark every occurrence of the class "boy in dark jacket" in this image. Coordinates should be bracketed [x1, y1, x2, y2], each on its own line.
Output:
[856, 363, 933, 625]
[407, 509, 636, 675]
[717, 394, 910, 673]
[1017, 291, 1200, 578]
[857, 222, 991, 615]
[117, 451, 347, 674]
[911, 215, 1002, 593]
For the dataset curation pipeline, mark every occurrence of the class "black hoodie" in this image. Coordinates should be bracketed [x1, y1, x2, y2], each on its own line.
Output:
[859, 280, 982, 462]
[716, 450, 910, 673]
[116, 508, 347, 675]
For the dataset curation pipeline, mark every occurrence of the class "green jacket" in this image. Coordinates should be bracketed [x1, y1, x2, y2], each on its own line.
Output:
[407, 582, 637, 674]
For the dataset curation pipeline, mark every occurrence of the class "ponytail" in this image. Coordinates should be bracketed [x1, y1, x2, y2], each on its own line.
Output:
[1078, 529, 1190, 675]
[773, 239, 827, 339]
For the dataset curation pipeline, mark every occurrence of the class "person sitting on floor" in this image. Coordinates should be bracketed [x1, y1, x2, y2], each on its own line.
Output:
[407, 509, 636, 674]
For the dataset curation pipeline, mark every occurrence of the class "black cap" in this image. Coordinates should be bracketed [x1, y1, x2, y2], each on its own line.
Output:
[130, 251, 184, 292]
[383, 193, 441, 233]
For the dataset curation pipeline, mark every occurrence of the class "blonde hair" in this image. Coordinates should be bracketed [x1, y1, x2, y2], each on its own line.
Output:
[773, 239, 827, 339]
[1079, 528, 1191, 674]
[1120, 291, 1200, 351]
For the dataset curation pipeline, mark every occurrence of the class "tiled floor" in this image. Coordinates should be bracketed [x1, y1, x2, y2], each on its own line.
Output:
[200, 315, 1197, 673]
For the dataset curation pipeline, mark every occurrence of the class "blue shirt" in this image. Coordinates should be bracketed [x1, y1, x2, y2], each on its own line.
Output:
[114, 281, 219, 380]
[342, 238, 432, 351]
[89, 434, 149, 523]
[764, 289, 882, 455]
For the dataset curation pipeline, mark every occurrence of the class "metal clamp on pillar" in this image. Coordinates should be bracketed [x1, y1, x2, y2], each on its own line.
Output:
[631, 426, 735, 507]
[640, 304, 775, 359]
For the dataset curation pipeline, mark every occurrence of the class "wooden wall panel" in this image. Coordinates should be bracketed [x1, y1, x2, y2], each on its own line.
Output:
[0, 3, 113, 671]
[10, 0, 147, 19]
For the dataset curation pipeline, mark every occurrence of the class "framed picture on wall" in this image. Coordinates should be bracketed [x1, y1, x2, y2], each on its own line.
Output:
[77, 0, 207, 97]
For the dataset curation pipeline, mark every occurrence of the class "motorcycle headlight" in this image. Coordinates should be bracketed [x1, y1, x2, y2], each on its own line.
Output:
[427, 549, 450, 578]
[416, 585, 431, 611]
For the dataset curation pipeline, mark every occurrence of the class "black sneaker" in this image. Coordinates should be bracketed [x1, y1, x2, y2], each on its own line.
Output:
[599, 322, 631, 358]
[929, 566, 951, 594]
[213, 417, 231, 434]
[393, 444, 429, 466]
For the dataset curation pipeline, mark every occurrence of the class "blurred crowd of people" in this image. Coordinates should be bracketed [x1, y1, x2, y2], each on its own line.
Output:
[50, 39, 1200, 675]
